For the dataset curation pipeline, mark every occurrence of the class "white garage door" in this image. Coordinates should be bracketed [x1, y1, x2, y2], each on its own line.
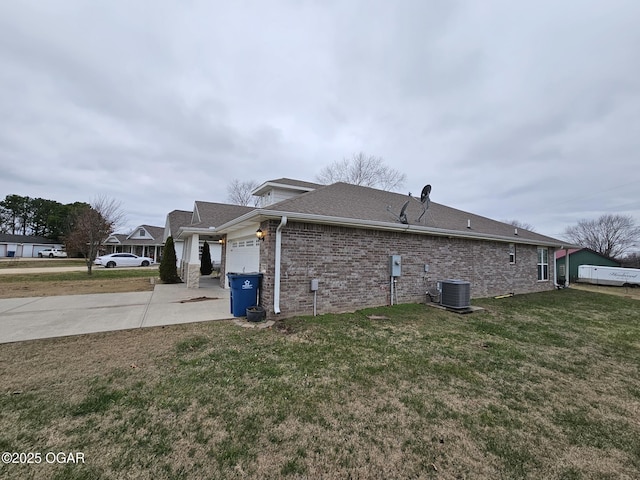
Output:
[225, 236, 260, 287]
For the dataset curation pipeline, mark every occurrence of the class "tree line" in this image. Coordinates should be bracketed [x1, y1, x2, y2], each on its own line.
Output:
[0, 194, 89, 240]
[1, 194, 127, 275]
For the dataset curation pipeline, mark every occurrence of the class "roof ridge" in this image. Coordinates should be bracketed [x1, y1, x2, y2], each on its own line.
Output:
[194, 200, 252, 208]
[251, 182, 565, 244]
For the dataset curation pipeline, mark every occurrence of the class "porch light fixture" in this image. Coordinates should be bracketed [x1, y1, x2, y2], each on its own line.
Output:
[256, 228, 265, 241]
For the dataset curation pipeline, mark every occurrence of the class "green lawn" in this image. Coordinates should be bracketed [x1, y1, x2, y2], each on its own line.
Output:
[0, 289, 638, 479]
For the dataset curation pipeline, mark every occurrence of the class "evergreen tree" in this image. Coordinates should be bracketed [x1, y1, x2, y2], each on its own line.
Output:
[0, 194, 90, 240]
[200, 241, 213, 275]
[160, 236, 181, 283]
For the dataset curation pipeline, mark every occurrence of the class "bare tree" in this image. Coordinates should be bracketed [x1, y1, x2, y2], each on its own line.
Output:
[227, 179, 260, 206]
[620, 252, 640, 268]
[503, 219, 536, 232]
[564, 214, 640, 259]
[65, 196, 126, 275]
[316, 152, 406, 191]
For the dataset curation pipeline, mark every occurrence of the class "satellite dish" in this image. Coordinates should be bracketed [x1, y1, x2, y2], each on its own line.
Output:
[415, 184, 431, 222]
[420, 184, 431, 203]
[388, 184, 431, 225]
[399, 200, 409, 224]
[386, 199, 410, 225]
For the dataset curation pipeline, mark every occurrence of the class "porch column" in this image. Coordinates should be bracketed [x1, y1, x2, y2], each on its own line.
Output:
[565, 249, 570, 287]
[186, 233, 200, 289]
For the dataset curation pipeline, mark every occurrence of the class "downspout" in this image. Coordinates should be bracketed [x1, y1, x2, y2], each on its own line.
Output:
[273, 216, 288, 314]
[554, 247, 569, 289]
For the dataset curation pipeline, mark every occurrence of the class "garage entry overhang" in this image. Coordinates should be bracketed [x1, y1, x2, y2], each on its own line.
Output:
[175, 226, 224, 242]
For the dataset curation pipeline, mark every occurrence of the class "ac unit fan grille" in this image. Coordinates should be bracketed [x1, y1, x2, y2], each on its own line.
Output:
[440, 280, 471, 309]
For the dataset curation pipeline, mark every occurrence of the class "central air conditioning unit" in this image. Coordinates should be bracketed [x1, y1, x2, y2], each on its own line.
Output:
[439, 280, 471, 309]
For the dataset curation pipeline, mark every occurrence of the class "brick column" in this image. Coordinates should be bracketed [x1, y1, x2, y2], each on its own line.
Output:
[186, 233, 200, 289]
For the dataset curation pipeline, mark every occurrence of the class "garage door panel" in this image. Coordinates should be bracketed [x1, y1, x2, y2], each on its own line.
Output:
[225, 237, 260, 287]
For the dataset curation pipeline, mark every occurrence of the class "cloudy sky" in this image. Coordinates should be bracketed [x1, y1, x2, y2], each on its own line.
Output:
[1, 0, 639, 241]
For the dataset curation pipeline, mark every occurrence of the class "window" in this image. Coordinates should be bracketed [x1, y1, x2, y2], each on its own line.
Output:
[509, 243, 516, 264]
[537, 247, 548, 281]
[139, 228, 145, 237]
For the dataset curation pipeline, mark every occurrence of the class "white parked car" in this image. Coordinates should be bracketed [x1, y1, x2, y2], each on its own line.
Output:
[94, 253, 154, 268]
[38, 248, 67, 258]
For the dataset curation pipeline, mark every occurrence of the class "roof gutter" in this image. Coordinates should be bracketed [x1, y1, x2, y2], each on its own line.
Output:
[215, 209, 572, 248]
[273, 216, 287, 314]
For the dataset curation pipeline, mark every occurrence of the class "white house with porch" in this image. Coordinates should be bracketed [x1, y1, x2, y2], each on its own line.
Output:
[102, 225, 165, 261]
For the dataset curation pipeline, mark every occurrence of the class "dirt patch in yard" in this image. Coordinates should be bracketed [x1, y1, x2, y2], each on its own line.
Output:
[0, 277, 154, 299]
[571, 283, 640, 300]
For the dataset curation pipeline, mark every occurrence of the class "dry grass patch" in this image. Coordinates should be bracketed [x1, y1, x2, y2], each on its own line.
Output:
[0, 259, 86, 269]
[0, 277, 154, 298]
[0, 289, 639, 479]
[572, 282, 640, 300]
[0, 268, 158, 298]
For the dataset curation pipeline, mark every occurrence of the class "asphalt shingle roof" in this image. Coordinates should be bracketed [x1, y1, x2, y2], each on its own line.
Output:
[193, 202, 254, 228]
[264, 182, 564, 245]
[0, 234, 58, 244]
[136, 225, 164, 240]
[105, 226, 165, 245]
[166, 210, 193, 237]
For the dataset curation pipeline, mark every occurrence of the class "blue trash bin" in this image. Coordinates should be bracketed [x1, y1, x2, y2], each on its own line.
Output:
[227, 273, 263, 317]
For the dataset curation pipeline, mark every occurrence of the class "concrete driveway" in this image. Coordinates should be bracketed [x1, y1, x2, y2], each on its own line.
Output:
[0, 277, 233, 344]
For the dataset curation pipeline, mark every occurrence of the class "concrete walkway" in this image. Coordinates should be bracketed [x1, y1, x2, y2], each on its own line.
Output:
[0, 276, 232, 344]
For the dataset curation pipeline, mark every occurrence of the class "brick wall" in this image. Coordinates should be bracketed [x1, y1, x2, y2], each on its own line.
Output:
[258, 220, 555, 318]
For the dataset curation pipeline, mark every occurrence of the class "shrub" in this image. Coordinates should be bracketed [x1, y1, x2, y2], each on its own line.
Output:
[200, 241, 213, 275]
[160, 236, 181, 284]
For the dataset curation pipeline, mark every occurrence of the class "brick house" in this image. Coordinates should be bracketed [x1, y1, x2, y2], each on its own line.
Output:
[174, 178, 573, 318]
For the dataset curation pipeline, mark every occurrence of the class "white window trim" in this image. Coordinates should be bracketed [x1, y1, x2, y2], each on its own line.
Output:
[537, 247, 549, 281]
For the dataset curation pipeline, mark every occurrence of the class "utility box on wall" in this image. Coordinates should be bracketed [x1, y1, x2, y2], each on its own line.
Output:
[389, 255, 402, 277]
